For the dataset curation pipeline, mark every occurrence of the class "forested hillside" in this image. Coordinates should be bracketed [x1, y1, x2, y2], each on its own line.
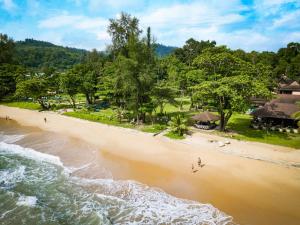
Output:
[14, 39, 176, 69]
[154, 44, 176, 57]
[14, 39, 88, 70]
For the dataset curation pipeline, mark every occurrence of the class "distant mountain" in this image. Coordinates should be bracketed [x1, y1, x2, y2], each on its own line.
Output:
[154, 44, 177, 57]
[14, 39, 176, 70]
[15, 39, 88, 70]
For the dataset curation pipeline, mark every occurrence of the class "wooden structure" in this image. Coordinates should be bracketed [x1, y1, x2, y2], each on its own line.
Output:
[192, 111, 220, 130]
[251, 94, 300, 130]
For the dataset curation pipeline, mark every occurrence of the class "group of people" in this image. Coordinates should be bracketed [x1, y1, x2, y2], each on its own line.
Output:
[191, 157, 206, 173]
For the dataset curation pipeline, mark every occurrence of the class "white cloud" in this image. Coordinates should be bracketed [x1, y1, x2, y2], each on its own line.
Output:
[88, 0, 142, 10]
[272, 9, 300, 28]
[31, 0, 300, 51]
[0, 0, 17, 12]
[38, 12, 110, 50]
[38, 12, 109, 41]
[140, 1, 245, 29]
[135, 1, 251, 50]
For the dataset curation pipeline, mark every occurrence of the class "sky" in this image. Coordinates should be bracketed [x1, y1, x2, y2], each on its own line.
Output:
[0, 0, 300, 52]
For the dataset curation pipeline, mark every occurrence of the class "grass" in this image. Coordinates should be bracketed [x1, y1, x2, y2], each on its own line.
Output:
[218, 113, 300, 149]
[63, 110, 134, 128]
[1, 101, 41, 110]
[140, 124, 167, 133]
[164, 131, 185, 140]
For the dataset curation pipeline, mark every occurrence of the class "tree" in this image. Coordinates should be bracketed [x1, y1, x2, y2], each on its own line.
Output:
[0, 64, 26, 100]
[107, 12, 142, 58]
[293, 111, 300, 128]
[15, 75, 50, 109]
[193, 50, 271, 131]
[0, 33, 15, 64]
[107, 13, 156, 123]
[174, 38, 216, 66]
[60, 70, 81, 108]
[151, 81, 178, 114]
[168, 115, 188, 136]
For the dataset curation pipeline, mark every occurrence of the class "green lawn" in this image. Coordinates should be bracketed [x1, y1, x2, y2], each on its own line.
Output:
[63, 109, 134, 128]
[164, 131, 185, 139]
[1, 102, 41, 110]
[140, 124, 167, 133]
[219, 113, 300, 149]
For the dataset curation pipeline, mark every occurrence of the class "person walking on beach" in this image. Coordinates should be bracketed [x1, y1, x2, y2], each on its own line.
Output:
[44, 117, 47, 123]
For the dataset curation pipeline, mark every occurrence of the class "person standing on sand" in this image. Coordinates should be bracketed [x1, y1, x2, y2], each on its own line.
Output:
[44, 117, 47, 123]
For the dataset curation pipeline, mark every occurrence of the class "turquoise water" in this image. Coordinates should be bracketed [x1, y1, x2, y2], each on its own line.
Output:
[0, 132, 234, 225]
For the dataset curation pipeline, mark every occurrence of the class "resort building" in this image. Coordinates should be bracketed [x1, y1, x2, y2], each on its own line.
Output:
[251, 94, 300, 130]
[278, 78, 300, 95]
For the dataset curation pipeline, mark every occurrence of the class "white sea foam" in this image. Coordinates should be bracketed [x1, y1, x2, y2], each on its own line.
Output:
[0, 142, 63, 166]
[0, 134, 26, 144]
[72, 177, 234, 225]
[0, 141, 234, 224]
[0, 165, 26, 185]
[16, 195, 37, 207]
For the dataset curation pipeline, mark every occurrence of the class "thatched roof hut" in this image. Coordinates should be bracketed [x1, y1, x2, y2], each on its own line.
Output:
[279, 80, 300, 94]
[251, 95, 300, 119]
[192, 111, 220, 122]
[251, 103, 300, 119]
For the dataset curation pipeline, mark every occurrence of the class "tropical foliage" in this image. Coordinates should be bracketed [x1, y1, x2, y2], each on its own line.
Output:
[1, 12, 300, 140]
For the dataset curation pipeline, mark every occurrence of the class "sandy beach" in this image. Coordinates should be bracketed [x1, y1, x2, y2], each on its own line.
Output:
[1, 105, 300, 225]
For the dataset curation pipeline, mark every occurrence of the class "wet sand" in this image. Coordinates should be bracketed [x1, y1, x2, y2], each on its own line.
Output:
[1, 106, 300, 225]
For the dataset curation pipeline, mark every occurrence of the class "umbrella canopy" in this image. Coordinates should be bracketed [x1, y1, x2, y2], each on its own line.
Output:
[192, 111, 220, 122]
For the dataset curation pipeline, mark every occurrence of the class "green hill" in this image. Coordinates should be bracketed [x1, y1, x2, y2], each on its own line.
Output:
[15, 39, 88, 70]
[154, 43, 177, 57]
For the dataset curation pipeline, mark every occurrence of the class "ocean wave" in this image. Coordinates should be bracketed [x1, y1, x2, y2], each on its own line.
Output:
[16, 195, 37, 207]
[0, 142, 63, 167]
[0, 141, 234, 225]
[0, 134, 26, 144]
[72, 177, 233, 225]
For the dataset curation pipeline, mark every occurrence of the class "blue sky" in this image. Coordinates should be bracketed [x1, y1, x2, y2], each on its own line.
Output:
[0, 0, 300, 51]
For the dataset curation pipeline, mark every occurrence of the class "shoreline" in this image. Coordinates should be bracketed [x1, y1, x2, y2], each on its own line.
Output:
[1, 105, 300, 225]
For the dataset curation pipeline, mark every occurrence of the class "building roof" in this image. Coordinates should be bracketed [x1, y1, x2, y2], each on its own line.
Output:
[272, 94, 300, 104]
[279, 81, 300, 91]
[191, 111, 220, 122]
[251, 96, 300, 119]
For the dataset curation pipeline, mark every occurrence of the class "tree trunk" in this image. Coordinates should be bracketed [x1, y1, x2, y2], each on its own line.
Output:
[160, 103, 164, 114]
[85, 93, 92, 105]
[219, 111, 232, 132]
[70, 96, 76, 109]
[37, 98, 50, 110]
[219, 112, 226, 132]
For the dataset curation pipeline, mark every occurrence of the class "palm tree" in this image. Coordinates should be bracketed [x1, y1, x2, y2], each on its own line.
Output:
[168, 114, 188, 136]
[293, 111, 300, 128]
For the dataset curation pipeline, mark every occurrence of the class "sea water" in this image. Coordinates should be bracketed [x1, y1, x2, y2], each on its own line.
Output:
[0, 132, 234, 225]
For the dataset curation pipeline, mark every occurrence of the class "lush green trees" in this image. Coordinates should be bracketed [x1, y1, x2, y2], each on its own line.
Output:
[192, 49, 271, 131]
[107, 13, 156, 123]
[0, 33, 15, 64]
[0, 13, 299, 136]
[0, 64, 27, 100]
[151, 81, 178, 114]
[60, 70, 81, 108]
[174, 38, 216, 66]
[15, 75, 50, 109]
[168, 115, 188, 136]
[15, 39, 87, 69]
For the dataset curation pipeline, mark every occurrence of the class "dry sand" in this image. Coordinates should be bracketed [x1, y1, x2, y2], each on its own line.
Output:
[1, 105, 300, 225]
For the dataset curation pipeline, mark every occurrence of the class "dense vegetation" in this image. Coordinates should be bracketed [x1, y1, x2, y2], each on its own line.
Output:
[0, 13, 299, 145]
[14, 39, 88, 70]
